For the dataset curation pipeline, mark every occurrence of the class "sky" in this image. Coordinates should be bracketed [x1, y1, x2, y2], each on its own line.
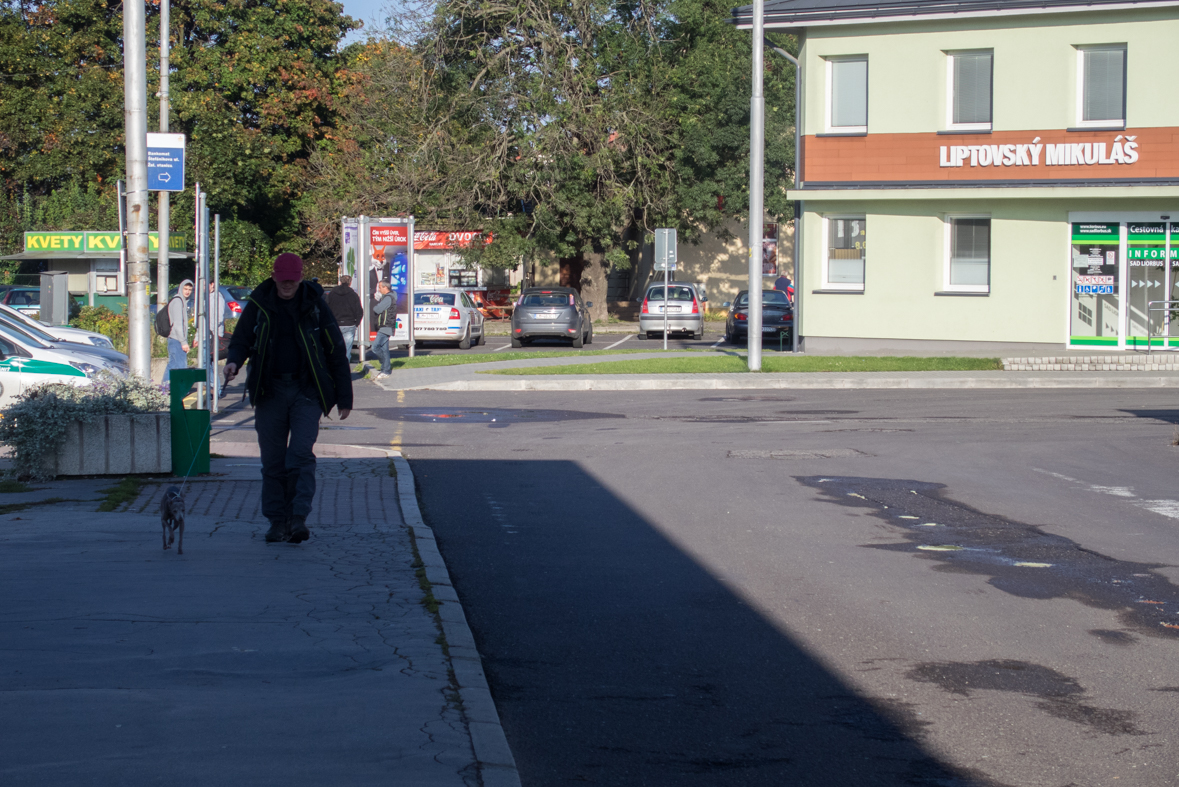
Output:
[339, 0, 393, 45]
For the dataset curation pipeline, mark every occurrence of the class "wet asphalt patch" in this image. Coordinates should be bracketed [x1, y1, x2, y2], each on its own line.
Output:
[907, 660, 1144, 736]
[798, 476, 1179, 641]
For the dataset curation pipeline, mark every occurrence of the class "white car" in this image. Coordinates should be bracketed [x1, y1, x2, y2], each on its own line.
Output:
[0, 331, 119, 407]
[0, 303, 114, 349]
[412, 289, 486, 350]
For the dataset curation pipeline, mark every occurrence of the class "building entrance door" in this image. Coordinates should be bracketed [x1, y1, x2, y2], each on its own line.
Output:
[1070, 222, 1121, 348]
[1126, 222, 1168, 349]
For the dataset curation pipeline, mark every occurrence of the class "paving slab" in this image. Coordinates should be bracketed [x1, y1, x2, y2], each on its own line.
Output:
[0, 455, 517, 786]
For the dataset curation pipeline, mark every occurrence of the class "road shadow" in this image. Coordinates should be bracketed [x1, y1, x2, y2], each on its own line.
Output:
[1118, 408, 1179, 424]
[412, 458, 1006, 787]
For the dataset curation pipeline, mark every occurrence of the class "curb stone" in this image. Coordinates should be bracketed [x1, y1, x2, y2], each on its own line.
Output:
[393, 455, 522, 787]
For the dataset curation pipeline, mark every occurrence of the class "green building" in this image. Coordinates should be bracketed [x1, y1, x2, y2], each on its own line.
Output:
[735, 0, 1179, 352]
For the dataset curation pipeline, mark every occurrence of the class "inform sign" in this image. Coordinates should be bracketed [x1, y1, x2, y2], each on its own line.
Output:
[146, 133, 186, 192]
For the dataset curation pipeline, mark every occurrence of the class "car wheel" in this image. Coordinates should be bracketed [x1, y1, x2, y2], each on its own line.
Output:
[636, 331, 645, 340]
[586, 324, 593, 344]
[724, 325, 733, 343]
[511, 336, 523, 348]
[572, 329, 584, 348]
[458, 326, 472, 350]
[476, 326, 486, 346]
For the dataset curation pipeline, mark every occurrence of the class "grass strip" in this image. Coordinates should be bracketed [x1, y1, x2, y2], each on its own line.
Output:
[0, 498, 79, 516]
[483, 356, 1003, 375]
[98, 476, 146, 512]
[0, 479, 33, 494]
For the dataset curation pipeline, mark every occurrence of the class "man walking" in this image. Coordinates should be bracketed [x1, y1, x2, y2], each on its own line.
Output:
[223, 254, 353, 545]
[371, 280, 395, 379]
[324, 275, 363, 361]
[165, 279, 193, 387]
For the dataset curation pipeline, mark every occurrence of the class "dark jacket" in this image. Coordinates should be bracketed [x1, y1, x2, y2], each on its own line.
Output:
[226, 279, 353, 414]
[324, 283, 363, 327]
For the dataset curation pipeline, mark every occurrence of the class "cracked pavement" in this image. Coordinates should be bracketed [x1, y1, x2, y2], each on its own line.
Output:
[0, 457, 479, 786]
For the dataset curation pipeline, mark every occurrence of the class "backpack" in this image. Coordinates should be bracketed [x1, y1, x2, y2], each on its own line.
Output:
[155, 296, 180, 337]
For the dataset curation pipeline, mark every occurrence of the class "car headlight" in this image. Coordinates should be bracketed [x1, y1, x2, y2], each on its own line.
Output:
[89, 336, 114, 349]
[69, 361, 101, 377]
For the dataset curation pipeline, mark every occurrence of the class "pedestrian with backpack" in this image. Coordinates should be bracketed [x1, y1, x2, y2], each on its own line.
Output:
[222, 254, 353, 545]
[157, 280, 193, 388]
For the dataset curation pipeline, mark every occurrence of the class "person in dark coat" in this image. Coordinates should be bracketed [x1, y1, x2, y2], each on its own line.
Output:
[223, 253, 353, 545]
[324, 275, 363, 360]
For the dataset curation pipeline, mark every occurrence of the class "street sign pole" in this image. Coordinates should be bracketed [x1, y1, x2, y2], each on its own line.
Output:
[212, 214, 220, 413]
[747, 0, 765, 371]
[157, 0, 170, 309]
[654, 229, 677, 351]
[123, 0, 151, 379]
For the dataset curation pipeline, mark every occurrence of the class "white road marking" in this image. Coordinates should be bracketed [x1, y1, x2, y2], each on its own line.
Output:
[603, 335, 632, 350]
[710, 337, 724, 348]
[1034, 467, 1179, 520]
[493, 343, 515, 351]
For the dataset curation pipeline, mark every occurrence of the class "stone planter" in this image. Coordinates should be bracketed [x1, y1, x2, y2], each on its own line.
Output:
[44, 413, 171, 477]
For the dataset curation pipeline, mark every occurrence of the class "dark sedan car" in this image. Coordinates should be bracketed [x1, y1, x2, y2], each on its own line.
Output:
[723, 289, 793, 344]
[510, 286, 593, 348]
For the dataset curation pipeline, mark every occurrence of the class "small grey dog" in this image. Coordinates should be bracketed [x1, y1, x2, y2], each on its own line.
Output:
[160, 486, 186, 555]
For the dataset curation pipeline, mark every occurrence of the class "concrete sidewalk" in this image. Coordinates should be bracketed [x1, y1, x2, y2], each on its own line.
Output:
[0, 452, 518, 787]
[370, 351, 1179, 392]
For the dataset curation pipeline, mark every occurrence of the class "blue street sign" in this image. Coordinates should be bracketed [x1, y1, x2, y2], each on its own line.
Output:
[146, 132, 186, 192]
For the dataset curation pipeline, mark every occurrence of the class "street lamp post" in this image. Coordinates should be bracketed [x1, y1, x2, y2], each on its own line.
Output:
[746, 0, 765, 371]
[123, 0, 151, 378]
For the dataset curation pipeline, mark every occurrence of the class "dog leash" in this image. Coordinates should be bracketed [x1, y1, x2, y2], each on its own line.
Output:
[176, 420, 213, 498]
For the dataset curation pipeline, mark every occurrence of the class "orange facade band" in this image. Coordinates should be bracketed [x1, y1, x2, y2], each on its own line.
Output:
[802, 127, 1179, 184]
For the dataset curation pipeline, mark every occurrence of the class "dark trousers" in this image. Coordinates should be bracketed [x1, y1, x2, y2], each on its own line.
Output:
[373, 331, 391, 374]
[255, 380, 322, 522]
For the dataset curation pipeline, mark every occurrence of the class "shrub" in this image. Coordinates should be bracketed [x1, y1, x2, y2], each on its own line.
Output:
[71, 305, 170, 358]
[0, 372, 169, 480]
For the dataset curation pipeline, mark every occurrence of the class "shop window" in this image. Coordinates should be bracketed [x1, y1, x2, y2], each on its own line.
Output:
[824, 216, 866, 290]
[1077, 46, 1126, 128]
[826, 56, 868, 133]
[449, 269, 477, 287]
[947, 51, 992, 130]
[945, 217, 990, 293]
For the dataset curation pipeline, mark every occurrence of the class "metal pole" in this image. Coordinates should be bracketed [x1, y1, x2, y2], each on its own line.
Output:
[1166, 221, 1173, 350]
[199, 195, 210, 408]
[358, 215, 368, 365]
[765, 38, 803, 354]
[123, 0, 151, 379]
[156, 0, 170, 309]
[407, 217, 416, 358]
[662, 267, 669, 350]
[746, 0, 765, 371]
[212, 214, 220, 413]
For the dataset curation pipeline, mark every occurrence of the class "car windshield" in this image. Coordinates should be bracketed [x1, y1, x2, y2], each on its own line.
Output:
[646, 285, 694, 301]
[735, 291, 791, 307]
[7, 290, 38, 306]
[0, 321, 48, 349]
[415, 292, 456, 305]
[520, 293, 571, 306]
[0, 315, 54, 344]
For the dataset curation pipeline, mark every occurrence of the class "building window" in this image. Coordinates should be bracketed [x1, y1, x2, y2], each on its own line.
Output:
[1077, 46, 1126, 127]
[827, 57, 868, 133]
[947, 51, 992, 130]
[945, 217, 991, 292]
[449, 269, 477, 287]
[824, 217, 866, 290]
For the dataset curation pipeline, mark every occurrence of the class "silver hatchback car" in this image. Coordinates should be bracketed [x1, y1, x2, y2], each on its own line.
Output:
[413, 288, 486, 349]
[638, 282, 706, 340]
[511, 287, 593, 347]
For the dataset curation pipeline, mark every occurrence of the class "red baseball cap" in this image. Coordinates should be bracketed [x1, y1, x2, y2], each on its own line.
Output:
[273, 253, 304, 282]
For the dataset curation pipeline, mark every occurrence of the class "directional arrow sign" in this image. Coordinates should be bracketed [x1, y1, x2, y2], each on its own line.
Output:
[146, 132, 185, 192]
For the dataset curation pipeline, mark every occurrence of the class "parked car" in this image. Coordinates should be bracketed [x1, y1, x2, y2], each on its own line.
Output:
[412, 288, 486, 349]
[510, 287, 593, 348]
[162, 285, 250, 321]
[0, 330, 121, 407]
[638, 281, 706, 340]
[723, 289, 794, 344]
[0, 314, 129, 371]
[0, 303, 114, 349]
[0, 287, 82, 321]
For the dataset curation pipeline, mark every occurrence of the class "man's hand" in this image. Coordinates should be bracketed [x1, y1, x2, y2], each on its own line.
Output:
[338, 408, 351, 420]
[224, 362, 239, 384]
[181, 343, 190, 353]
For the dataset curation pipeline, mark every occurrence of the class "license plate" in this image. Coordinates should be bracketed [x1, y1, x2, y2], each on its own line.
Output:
[538, 312, 558, 319]
[657, 305, 681, 314]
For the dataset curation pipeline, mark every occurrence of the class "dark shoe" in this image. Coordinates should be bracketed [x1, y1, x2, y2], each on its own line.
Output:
[288, 516, 310, 544]
[265, 519, 289, 543]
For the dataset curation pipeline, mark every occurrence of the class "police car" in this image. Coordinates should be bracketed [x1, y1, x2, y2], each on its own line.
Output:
[0, 330, 126, 407]
[412, 288, 486, 350]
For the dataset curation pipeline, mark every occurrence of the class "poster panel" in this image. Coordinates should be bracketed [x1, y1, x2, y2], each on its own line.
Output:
[341, 219, 360, 294]
[1070, 222, 1120, 346]
[369, 223, 411, 342]
[762, 223, 778, 276]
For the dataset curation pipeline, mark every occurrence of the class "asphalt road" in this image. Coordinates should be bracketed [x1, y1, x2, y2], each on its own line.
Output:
[216, 382, 1179, 786]
[376, 328, 795, 357]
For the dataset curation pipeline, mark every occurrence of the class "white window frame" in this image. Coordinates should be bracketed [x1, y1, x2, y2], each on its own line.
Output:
[945, 49, 993, 132]
[822, 215, 866, 291]
[1075, 44, 1127, 129]
[825, 55, 868, 134]
[943, 214, 991, 294]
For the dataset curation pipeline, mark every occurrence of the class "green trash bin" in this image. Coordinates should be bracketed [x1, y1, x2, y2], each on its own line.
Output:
[170, 368, 210, 477]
